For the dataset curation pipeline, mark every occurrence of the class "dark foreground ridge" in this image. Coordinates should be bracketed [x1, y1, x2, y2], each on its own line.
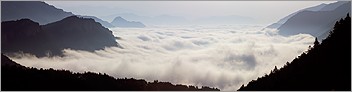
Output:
[238, 14, 351, 91]
[1, 54, 220, 91]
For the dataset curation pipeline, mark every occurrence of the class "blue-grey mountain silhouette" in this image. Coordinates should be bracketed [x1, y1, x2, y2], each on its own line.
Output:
[266, 1, 345, 29]
[1, 16, 120, 57]
[79, 15, 115, 28]
[1, 1, 74, 25]
[111, 16, 146, 28]
[267, 1, 350, 40]
[102, 13, 190, 26]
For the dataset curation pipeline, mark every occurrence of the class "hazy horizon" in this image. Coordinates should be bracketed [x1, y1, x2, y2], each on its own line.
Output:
[45, 1, 336, 25]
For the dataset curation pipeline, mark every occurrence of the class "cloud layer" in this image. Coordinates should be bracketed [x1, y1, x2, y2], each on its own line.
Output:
[11, 25, 314, 91]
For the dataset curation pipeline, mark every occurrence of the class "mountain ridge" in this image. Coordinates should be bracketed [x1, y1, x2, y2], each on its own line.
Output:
[111, 16, 146, 28]
[1, 54, 220, 91]
[2, 16, 120, 57]
[266, 1, 349, 29]
[1, 1, 74, 25]
[238, 14, 351, 91]
[277, 1, 350, 39]
[265, 1, 350, 41]
[79, 15, 115, 28]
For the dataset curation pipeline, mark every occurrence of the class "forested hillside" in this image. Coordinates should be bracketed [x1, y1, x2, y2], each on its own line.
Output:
[238, 14, 351, 91]
[1, 54, 219, 91]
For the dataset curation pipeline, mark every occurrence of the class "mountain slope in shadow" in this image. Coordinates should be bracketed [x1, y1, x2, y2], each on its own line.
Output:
[266, 3, 327, 29]
[1, 54, 220, 91]
[238, 14, 351, 91]
[2, 16, 120, 57]
[277, 1, 350, 40]
[1, 1, 74, 25]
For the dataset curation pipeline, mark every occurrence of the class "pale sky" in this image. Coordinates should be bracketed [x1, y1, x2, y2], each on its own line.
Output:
[46, 1, 337, 24]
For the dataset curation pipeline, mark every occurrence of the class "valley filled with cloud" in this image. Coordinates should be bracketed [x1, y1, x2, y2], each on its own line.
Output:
[10, 25, 315, 91]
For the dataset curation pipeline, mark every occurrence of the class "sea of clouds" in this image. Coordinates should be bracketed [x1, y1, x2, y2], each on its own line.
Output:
[11, 25, 315, 91]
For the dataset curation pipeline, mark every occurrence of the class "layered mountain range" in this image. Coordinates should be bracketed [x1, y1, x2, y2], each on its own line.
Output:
[1, 1, 122, 57]
[1, 1, 145, 28]
[1, 1, 220, 91]
[266, 1, 350, 40]
[79, 15, 116, 28]
[1, 1, 74, 25]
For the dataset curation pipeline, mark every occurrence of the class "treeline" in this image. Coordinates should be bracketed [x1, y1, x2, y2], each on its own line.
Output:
[1, 54, 220, 91]
[238, 14, 351, 91]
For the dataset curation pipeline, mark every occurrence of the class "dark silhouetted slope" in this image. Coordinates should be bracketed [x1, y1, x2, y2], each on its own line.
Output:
[1, 1, 74, 25]
[1, 54, 23, 67]
[1, 54, 220, 91]
[111, 16, 146, 28]
[238, 14, 351, 91]
[2, 16, 120, 57]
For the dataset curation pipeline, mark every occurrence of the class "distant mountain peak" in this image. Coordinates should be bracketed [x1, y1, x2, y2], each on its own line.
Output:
[111, 16, 146, 28]
[116, 16, 123, 18]
[112, 16, 128, 22]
